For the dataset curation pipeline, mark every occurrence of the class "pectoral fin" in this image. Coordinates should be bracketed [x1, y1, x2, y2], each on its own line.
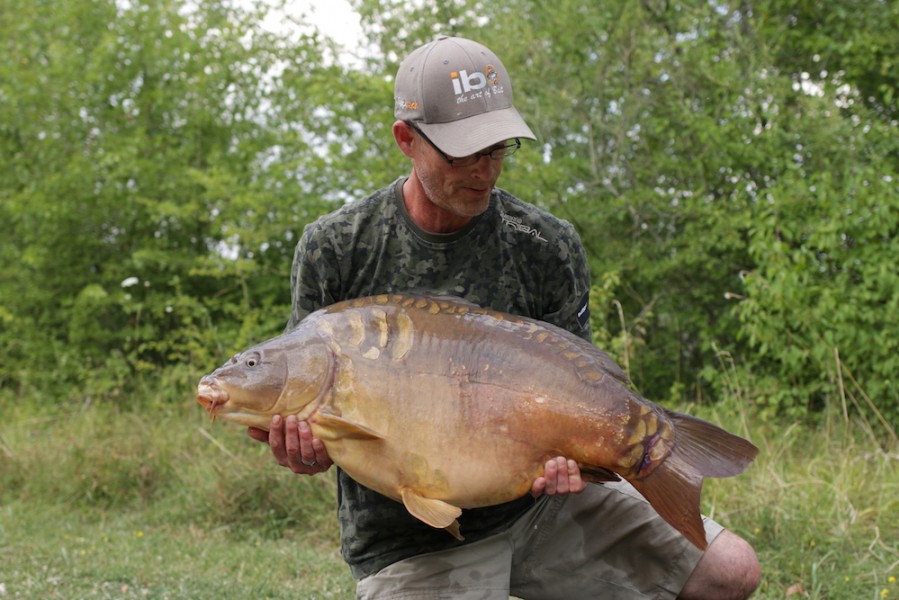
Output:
[312, 411, 384, 441]
[400, 488, 464, 540]
[579, 465, 621, 483]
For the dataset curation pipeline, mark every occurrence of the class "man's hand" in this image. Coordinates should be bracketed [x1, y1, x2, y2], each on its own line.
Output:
[531, 456, 586, 497]
[247, 414, 333, 475]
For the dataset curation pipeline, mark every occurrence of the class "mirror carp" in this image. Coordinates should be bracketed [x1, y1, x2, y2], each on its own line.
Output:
[197, 293, 758, 549]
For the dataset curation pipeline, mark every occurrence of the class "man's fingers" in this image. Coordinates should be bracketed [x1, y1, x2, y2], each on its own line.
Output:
[552, 457, 569, 494]
[567, 458, 586, 494]
[283, 415, 304, 470]
[543, 457, 559, 495]
[247, 426, 268, 443]
[297, 419, 318, 466]
[310, 437, 332, 468]
[247, 414, 331, 475]
[530, 476, 547, 498]
[535, 457, 585, 497]
[267, 415, 289, 465]
[284, 416, 330, 473]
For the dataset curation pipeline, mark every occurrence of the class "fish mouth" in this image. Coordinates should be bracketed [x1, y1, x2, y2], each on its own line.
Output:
[197, 379, 229, 422]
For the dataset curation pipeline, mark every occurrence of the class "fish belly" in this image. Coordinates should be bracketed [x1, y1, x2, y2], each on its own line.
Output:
[308, 298, 636, 508]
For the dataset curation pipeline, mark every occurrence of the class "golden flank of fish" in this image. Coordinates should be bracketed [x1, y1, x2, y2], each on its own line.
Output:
[197, 294, 758, 549]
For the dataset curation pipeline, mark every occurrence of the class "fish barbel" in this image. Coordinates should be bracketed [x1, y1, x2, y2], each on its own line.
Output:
[197, 294, 758, 549]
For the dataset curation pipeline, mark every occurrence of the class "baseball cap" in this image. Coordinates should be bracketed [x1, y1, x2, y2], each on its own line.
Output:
[394, 35, 536, 158]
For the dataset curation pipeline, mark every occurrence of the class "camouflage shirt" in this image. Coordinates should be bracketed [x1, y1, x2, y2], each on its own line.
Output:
[287, 177, 592, 579]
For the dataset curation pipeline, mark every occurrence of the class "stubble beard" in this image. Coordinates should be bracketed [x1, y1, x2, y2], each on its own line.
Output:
[416, 166, 492, 219]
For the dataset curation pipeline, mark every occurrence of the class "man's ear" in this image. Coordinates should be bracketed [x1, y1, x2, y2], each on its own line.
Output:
[393, 120, 416, 158]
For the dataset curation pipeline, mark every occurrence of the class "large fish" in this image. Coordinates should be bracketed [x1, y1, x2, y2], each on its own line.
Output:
[197, 293, 757, 549]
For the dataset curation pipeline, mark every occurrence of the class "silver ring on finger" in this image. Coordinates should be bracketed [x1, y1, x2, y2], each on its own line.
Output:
[301, 458, 317, 467]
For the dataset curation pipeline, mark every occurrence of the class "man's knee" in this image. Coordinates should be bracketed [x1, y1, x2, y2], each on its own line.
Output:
[679, 529, 760, 600]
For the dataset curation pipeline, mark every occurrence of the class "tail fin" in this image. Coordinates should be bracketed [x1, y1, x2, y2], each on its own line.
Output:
[663, 409, 759, 478]
[629, 410, 758, 550]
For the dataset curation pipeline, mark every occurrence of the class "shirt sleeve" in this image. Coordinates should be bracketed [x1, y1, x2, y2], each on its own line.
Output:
[539, 221, 592, 342]
[284, 221, 340, 332]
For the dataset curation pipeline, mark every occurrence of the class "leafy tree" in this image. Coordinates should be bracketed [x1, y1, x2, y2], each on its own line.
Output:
[0, 0, 382, 398]
[752, 0, 899, 121]
[734, 2, 899, 421]
[3, 0, 895, 426]
[351, 0, 899, 424]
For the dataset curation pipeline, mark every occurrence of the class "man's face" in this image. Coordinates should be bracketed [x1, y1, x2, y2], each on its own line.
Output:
[412, 132, 507, 220]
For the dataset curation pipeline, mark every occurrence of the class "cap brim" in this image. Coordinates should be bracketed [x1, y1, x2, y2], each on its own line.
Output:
[417, 107, 536, 157]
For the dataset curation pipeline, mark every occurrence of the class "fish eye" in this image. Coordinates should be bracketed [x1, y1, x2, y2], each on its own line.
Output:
[244, 352, 261, 368]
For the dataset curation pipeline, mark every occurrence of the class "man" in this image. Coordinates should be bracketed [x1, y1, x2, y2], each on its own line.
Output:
[249, 35, 760, 599]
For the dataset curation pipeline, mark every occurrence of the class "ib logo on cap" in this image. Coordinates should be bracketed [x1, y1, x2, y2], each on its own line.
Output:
[451, 66, 500, 96]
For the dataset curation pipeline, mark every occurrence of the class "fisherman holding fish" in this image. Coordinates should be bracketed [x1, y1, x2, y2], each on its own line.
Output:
[247, 36, 760, 599]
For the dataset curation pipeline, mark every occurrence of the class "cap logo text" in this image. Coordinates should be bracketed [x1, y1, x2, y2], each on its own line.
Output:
[451, 66, 499, 95]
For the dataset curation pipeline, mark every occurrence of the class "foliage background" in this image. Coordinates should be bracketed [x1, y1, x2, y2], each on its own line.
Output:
[2, 0, 897, 425]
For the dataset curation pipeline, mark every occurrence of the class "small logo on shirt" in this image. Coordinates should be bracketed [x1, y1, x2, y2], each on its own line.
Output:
[577, 291, 590, 329]
[501, 211, 548, 242]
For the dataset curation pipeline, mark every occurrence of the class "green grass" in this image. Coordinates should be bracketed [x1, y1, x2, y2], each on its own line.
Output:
[694, 404, 898, 599]
[0, 398, 354, 598]
[0, 501, 349, 598]
[1, 393, 896, 599]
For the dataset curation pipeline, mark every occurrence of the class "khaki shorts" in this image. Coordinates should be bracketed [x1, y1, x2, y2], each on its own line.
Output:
[356, 480, 723, 600]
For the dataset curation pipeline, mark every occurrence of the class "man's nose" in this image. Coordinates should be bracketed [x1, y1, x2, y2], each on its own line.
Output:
[469, 153, 501, 179]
